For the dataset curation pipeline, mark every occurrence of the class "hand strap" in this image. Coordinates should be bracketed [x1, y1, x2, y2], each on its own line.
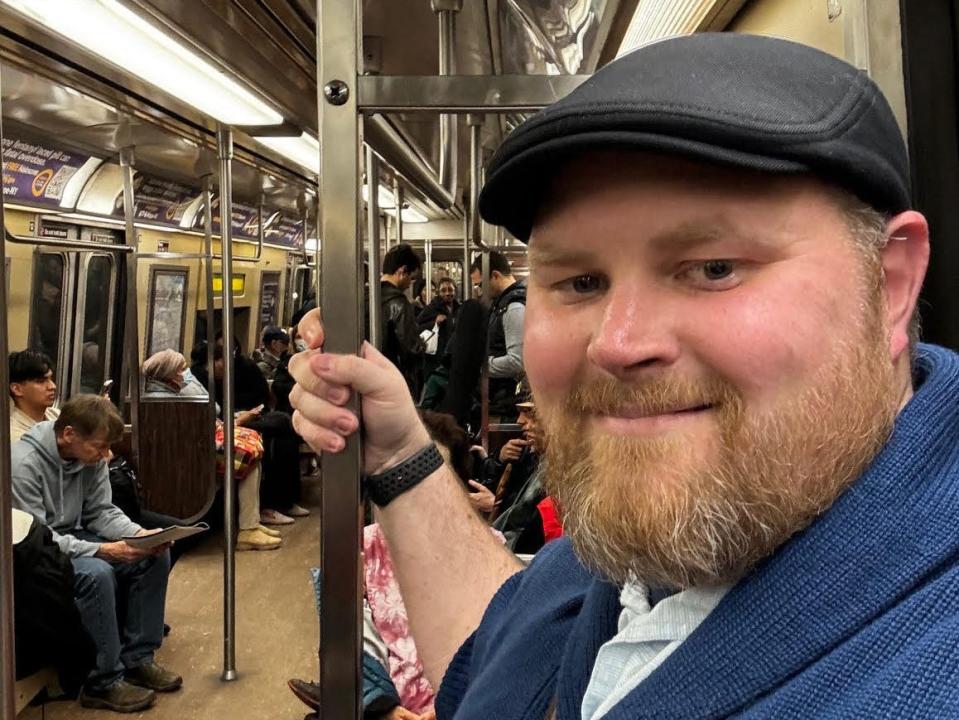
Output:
[364, 443, 443, 507]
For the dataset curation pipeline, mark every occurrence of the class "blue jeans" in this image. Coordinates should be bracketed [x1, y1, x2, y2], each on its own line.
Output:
[70, 532, 170, 690]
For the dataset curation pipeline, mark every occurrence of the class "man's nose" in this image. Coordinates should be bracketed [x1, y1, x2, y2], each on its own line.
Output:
[586, 284, 680, 379]
[103, 448, 114, 461]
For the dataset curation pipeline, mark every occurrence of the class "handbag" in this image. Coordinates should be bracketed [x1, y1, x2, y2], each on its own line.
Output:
[215, 421, 264, 481]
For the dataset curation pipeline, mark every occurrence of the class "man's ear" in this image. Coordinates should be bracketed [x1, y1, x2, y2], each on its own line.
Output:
[10, 383, 23, 399]
[880, 210, 930, 362]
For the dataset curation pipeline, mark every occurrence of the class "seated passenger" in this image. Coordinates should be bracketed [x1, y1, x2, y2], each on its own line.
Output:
[142, 350, 281, 551]
[209, 337, 309, 524]
[11, 395, 181, 713]
[471, 382, 540, 513]
[9, 350, 60, 443]
[468, 394, 551, 555]
[254, 326, 291, 382]
[288, 417, 485, 720]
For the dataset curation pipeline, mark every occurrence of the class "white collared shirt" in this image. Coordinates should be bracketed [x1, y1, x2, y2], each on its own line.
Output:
[581, 580, 731, 720]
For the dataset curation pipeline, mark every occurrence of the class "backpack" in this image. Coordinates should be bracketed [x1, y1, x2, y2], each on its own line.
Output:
[108, 456, 143, 523]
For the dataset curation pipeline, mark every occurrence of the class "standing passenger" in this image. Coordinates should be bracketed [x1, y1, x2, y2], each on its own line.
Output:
[470, 252, 526, 422]
[289, 34, 959, 718]
[418, 278, 460, 382]
[380, 243, 426, 395]
[12, 395, 181, 713]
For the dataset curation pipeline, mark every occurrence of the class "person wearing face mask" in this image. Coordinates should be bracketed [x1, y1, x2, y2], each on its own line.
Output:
[141, 350, 281, 552]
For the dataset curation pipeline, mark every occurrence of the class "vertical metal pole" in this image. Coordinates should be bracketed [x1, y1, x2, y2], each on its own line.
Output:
[217, 125, 238, 682]
[480, 249, 491, 447]
[467, 113, 484, 302]
[433, 0, 460, 202]
[119, 147, 141, 462]
[0, 74, 18, 720]
[425, 239, 433, 303]
[318, 0, 364, 716]
[202, 176, 218, 497]
[462, 214, 470, 301]
[393, 179, 404, 246]
[384, 213, 393, 250]
[367, 147, 382, 350]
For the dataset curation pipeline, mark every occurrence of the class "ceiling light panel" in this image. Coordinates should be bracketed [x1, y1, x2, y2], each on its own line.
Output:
[1, 0, 283, 125]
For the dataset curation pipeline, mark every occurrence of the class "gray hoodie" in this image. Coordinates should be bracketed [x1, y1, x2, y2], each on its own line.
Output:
[11, 420, 142, 558]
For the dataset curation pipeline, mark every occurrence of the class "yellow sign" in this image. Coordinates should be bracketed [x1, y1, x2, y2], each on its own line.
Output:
[212, 274, 246, 295]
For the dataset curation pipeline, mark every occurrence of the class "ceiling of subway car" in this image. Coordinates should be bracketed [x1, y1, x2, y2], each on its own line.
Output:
[0, 59, 308, 211]
[124, 0, 638, 209]
[0, 0, 640, 217]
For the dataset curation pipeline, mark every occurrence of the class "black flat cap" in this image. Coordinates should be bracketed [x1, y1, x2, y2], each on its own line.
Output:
[479, 33, 911, 242]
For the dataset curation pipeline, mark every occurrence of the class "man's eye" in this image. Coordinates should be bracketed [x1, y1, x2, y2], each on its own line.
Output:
[570, 274, 604, 293]
[702, 260, 734, 280]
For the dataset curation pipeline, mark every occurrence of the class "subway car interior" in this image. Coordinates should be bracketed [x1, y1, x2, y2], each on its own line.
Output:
[1, 1, 958, 719]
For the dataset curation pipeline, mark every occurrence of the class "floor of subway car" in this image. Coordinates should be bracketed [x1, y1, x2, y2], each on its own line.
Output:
[21, 481, 323, 720]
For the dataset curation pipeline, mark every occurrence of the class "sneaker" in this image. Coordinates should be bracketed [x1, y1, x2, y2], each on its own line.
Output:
[288, 678, 321, 710]
[260, 509, 295, 525]
[125, 661, 182, 693]
[80, 680, 155, 712]
[256, 524, 282, 538]
[237, 528, 282, 551]
[285, 504, 311, 518]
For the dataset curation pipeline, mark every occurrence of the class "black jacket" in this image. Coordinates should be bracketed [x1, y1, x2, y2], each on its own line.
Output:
[14, 514, 96, 694]
[381, 281, 424, 388]
[417, 296, 460, 357]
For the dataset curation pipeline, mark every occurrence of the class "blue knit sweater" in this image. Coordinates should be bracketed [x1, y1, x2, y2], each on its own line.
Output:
[436, 344, 959, 720]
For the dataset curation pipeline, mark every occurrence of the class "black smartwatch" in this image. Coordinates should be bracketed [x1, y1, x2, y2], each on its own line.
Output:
[364, 443, 444, 507]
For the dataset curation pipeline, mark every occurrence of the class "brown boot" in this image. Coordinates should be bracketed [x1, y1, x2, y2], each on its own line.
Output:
[125, 661, 183, 692]
[79, 680, 155, 712]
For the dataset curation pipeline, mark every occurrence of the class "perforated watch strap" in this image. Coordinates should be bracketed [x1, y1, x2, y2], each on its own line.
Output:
[364, 443, 444, 507]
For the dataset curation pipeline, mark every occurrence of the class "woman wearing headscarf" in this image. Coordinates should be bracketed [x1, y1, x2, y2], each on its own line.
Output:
[141, 350, 280, 551]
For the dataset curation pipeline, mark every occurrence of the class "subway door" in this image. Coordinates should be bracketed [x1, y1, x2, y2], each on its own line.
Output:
[28, 250, 119, 401]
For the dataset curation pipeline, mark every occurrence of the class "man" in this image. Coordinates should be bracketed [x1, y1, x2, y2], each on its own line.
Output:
[418, 277, 461, 380]
[12, 395, 181, 713]
[380, 243, 426, 393]
[9, 350, 60, 443]
[254, 325, 291, 382]
[470, 251, 526, 421]
[289, 34, 957, 719]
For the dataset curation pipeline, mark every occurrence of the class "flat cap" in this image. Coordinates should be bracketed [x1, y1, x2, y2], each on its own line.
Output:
[479, 33, 911, 242]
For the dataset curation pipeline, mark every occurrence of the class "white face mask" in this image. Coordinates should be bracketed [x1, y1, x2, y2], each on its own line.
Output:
[294, 339, 308, 353]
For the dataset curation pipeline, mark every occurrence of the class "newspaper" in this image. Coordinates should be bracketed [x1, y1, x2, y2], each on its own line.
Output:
[123, 523, 209, 550]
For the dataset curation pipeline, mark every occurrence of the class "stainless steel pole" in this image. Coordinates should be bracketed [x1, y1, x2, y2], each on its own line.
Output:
[384, 213, 393, 250]
[216, 125, 238, 682]
[202, 176, 219, 522]
[367, 147, 382, 350]
[425, 239, 433, 303]
[462, 213, 470, 301]
[393, 179, 404, 246]
[118, 147, 141, 463]
[432, 0, 460, 203]
[0, 75, 17, 720]
[480, 250, 491, 448]
[318, 0, 364, 715]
